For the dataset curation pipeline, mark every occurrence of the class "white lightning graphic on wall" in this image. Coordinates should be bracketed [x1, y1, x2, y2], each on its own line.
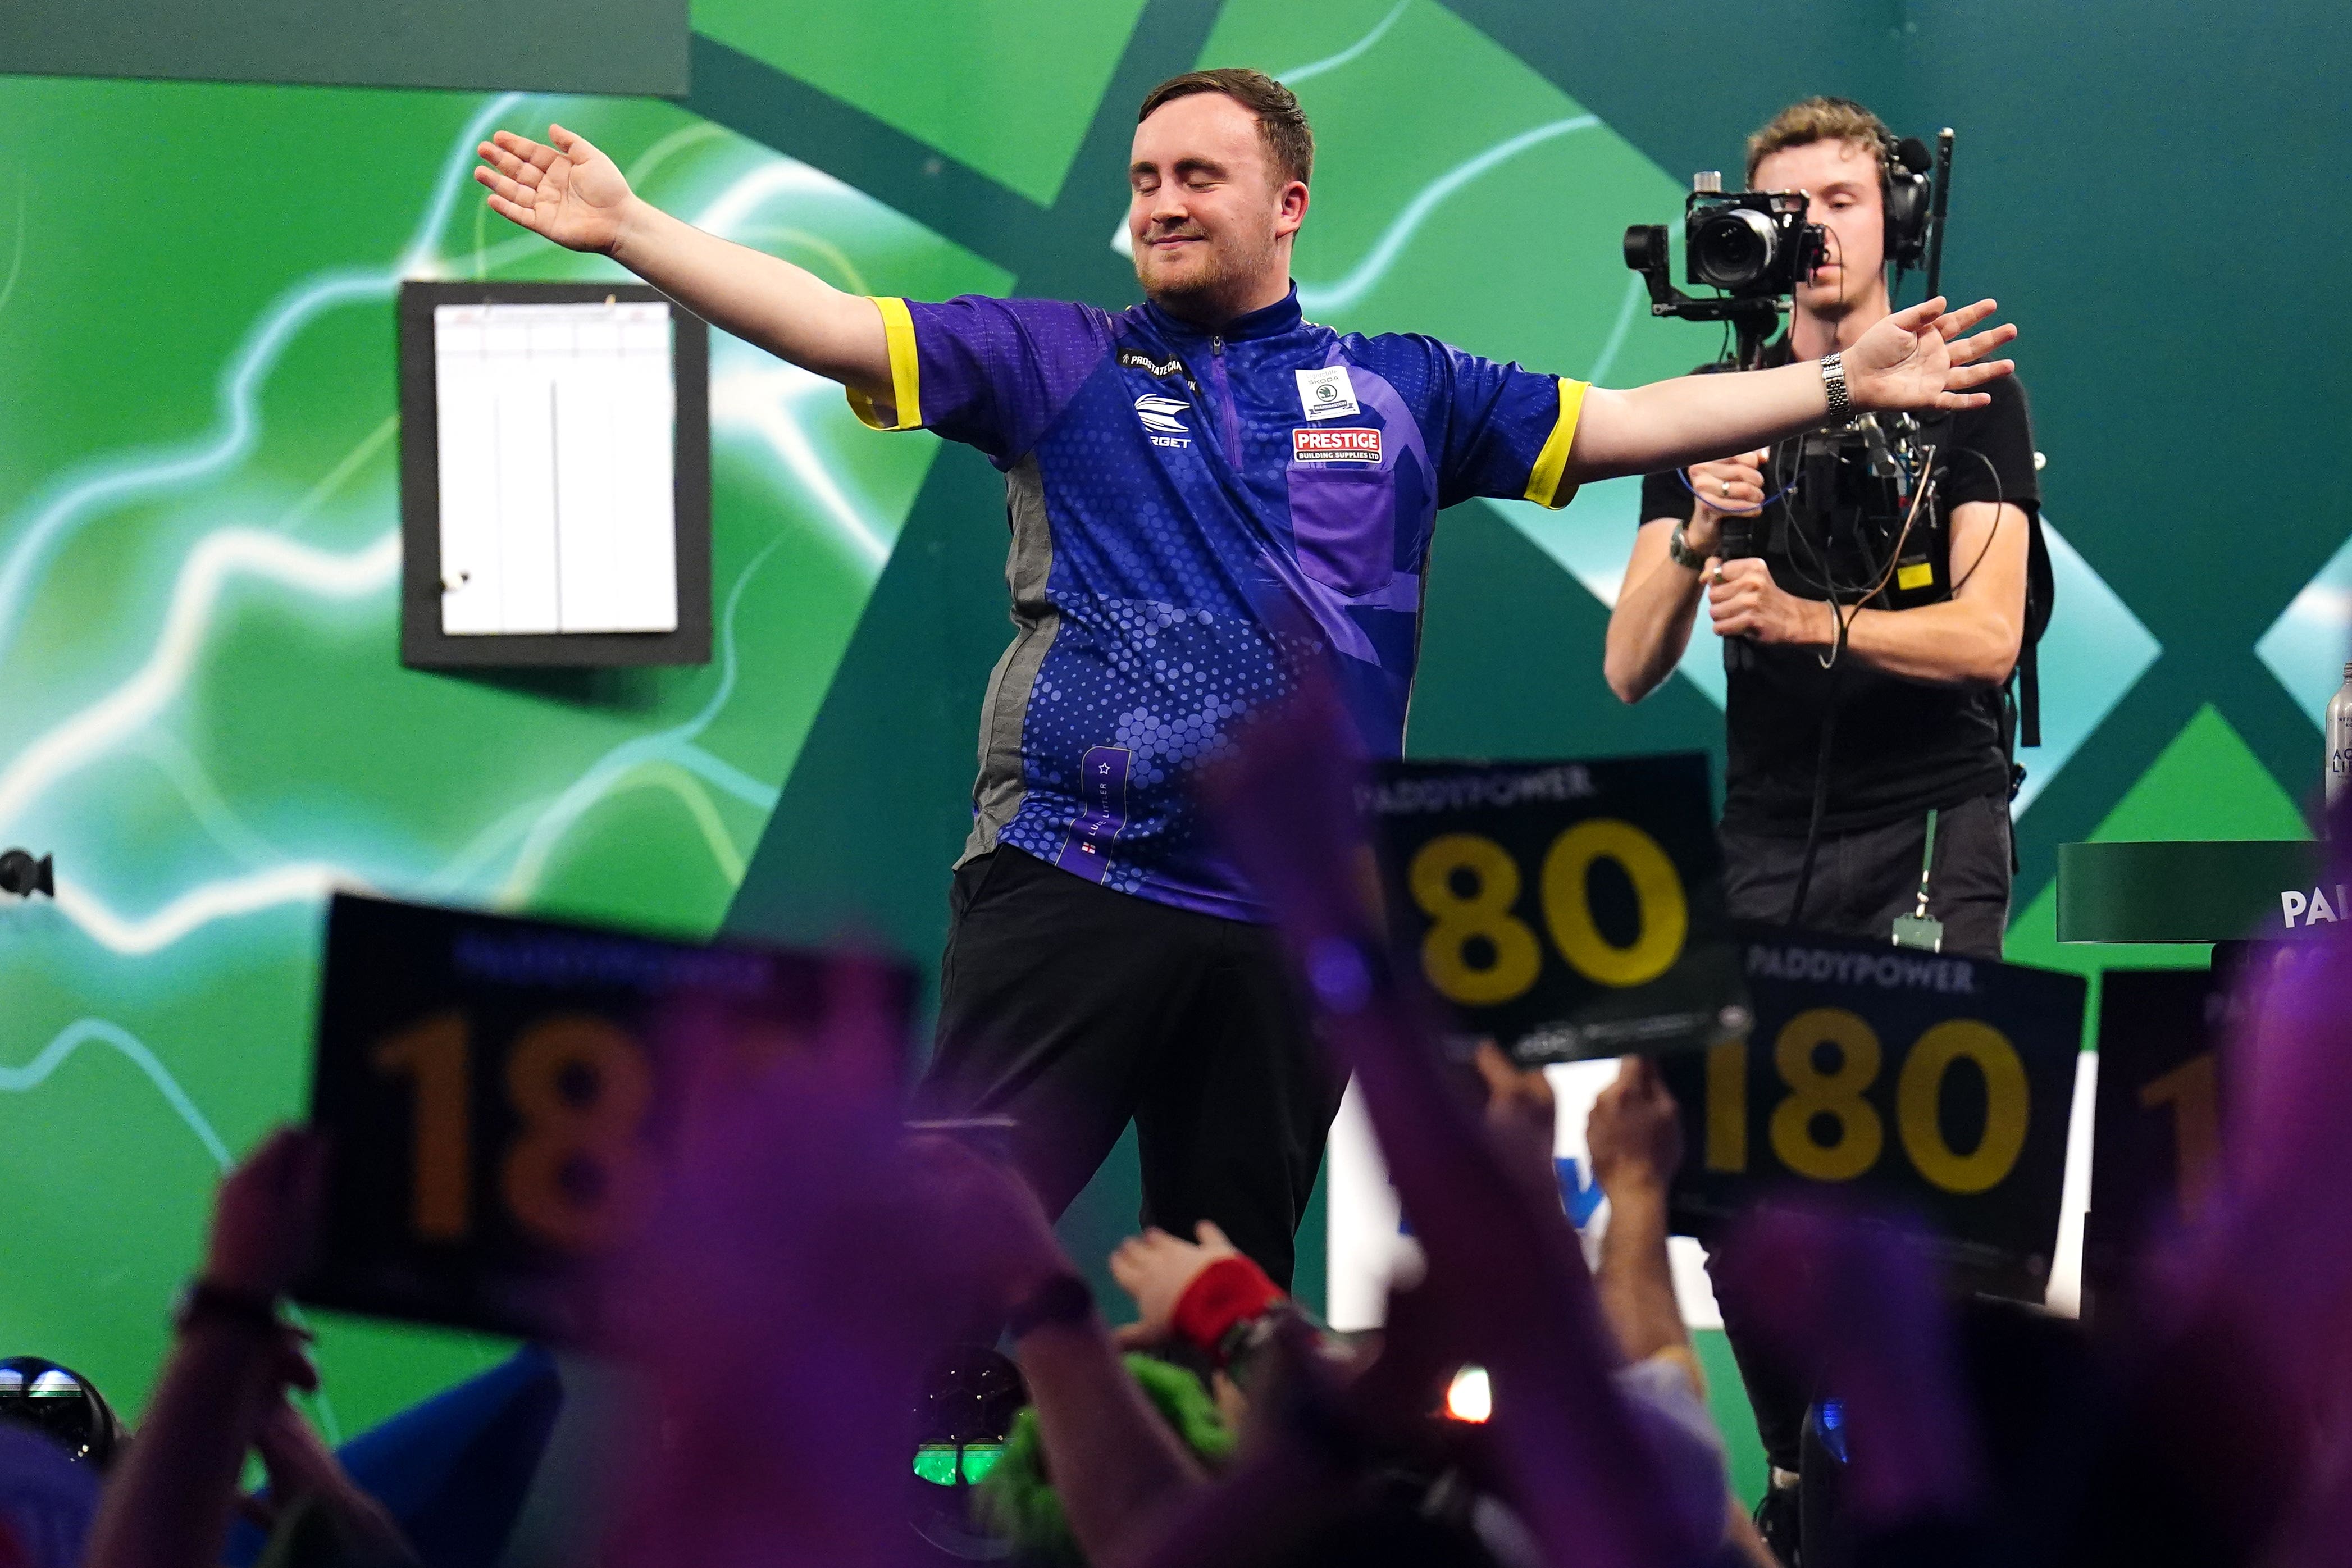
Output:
[0, 528, 400, 829]
[0, 105, 899, 956]
[0, 94, 523, 669]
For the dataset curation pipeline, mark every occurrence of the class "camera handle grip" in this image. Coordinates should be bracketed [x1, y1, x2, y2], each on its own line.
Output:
[1716, 515, 1762, 560]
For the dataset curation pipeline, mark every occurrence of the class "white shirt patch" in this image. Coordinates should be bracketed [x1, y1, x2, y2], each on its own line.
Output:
[1295, 365, 1362, 421]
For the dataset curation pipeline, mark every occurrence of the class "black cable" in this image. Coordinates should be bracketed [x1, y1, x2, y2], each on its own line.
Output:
[1785, 674, 1843, 928]
[1675, 467, 1793, 515]
[1783, 598, 1853, 926]
[1783, 461, 1934, 924]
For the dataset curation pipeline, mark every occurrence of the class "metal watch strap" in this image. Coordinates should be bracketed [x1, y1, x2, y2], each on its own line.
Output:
[1667, 522, 1706, 570]
[1820, 352, 1851, 422]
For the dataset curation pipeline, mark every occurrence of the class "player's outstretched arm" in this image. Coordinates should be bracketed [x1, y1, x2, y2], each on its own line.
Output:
[475, 125, 891, 403]
[1566, 297, 2017, 482]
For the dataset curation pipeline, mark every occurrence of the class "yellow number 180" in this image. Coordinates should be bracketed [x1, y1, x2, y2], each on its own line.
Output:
[1704, 1009, 2030, 1196]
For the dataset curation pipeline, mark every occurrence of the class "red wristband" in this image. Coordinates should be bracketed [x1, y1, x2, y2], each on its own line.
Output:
[1170, 1256, 1283, 1359]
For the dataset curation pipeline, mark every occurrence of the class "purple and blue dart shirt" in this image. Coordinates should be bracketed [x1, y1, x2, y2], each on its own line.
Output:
[851, 284, 1586, 921]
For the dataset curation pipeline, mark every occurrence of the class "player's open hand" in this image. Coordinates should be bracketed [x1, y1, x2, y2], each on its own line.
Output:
[1844, 295, 2017, 414]
[474, 124, 636, 256]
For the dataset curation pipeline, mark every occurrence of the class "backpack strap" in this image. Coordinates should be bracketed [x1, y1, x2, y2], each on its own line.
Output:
[2018, 638, 2041, 748]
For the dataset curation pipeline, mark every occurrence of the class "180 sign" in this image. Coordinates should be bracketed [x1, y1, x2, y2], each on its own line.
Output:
[300, 894, 918, 1342]
[1660, 935, 2084, 1299]
[1700, 1009, 2030, 1194]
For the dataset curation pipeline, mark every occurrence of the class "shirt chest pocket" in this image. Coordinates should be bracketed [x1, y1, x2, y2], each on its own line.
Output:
[1286, 461, 1398, 598]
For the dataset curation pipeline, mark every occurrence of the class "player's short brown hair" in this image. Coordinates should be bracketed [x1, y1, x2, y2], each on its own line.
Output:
[1744, 95, 1895, 189]
[1138, 68, 1315, 188]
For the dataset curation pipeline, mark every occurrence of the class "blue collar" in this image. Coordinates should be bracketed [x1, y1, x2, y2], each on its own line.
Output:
[1141, 284, 1303, 343]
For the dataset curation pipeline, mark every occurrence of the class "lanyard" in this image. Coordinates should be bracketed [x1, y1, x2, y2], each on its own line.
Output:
[1910, 808, 1940, 921]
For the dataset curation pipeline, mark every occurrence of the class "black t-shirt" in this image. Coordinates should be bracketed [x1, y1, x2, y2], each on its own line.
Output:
[1640, 343, 2041, 836]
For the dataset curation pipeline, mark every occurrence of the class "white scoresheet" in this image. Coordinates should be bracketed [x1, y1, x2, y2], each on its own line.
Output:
[432, 300, 678, 636]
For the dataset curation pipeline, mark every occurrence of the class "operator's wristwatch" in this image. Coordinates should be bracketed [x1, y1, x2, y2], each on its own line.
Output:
[1667, 522, 1707, 571]
[1820, 351, 1852, 422]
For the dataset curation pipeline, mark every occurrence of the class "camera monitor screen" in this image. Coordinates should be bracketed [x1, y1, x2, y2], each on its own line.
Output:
[398, 281, 710, 668]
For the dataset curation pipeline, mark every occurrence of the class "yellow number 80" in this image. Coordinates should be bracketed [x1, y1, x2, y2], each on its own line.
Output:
[1407, 821, 1688, 1007]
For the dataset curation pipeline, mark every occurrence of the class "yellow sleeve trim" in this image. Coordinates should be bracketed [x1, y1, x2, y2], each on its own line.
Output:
[1523, 376, 1590, 510]
[846, 295, 923, 432]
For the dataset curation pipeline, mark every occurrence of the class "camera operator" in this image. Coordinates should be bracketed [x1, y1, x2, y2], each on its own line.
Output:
[1606, 97, 2038, 963]
[1606, 97, 2039, 1561]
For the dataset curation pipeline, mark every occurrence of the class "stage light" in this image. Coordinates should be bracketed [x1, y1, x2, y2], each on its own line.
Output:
[1444, 1364, 1492, 1424]
[911, 1442, 1005, 1487]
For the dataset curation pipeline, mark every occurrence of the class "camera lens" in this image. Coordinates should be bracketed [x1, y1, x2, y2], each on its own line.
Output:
[1690, 208, 1780, 291]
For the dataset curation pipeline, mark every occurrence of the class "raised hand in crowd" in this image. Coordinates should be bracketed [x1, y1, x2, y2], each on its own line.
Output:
[1110, 1220, 1242, 1350]
[242, 1398, 414, 1563]
[918, 1134, 1214, 1566]
[599, 960, 952, 1568]
[1470, 1041, 1561, 1212]
[1199, 681, 1725, 1568]
[1586, 1058, 1694, 1375]
[81, 1128, 339, 1568]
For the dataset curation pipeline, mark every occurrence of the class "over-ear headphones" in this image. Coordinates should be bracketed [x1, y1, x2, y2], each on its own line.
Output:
[1881, 135, 1934, 274]
[1810, 98, 1933, 276]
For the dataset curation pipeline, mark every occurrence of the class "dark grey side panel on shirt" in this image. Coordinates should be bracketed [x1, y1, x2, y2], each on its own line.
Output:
[960, 453, 1058, 866]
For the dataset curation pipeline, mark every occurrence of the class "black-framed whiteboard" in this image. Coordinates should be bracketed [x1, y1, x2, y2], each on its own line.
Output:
[398, 280, 711, 669]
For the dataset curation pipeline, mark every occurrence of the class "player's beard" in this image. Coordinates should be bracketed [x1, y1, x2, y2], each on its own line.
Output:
[1134, 220, 1281, 321]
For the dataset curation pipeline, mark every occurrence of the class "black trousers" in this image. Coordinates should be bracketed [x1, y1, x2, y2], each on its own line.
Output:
[1710, 792, 2013, 1476]
[915, 846, 1344, 1290]
[1720, 792, 2013, 961]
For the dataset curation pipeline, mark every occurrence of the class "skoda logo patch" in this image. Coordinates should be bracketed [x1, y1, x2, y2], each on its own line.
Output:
[1294, 364, 1362, 421]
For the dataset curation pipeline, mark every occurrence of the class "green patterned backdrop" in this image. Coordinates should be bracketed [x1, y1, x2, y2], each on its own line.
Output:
[1, 0, 2343, 1501]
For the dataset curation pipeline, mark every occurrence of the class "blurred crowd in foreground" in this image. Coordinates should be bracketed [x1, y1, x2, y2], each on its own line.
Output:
[7, 692, 2352, 1568]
